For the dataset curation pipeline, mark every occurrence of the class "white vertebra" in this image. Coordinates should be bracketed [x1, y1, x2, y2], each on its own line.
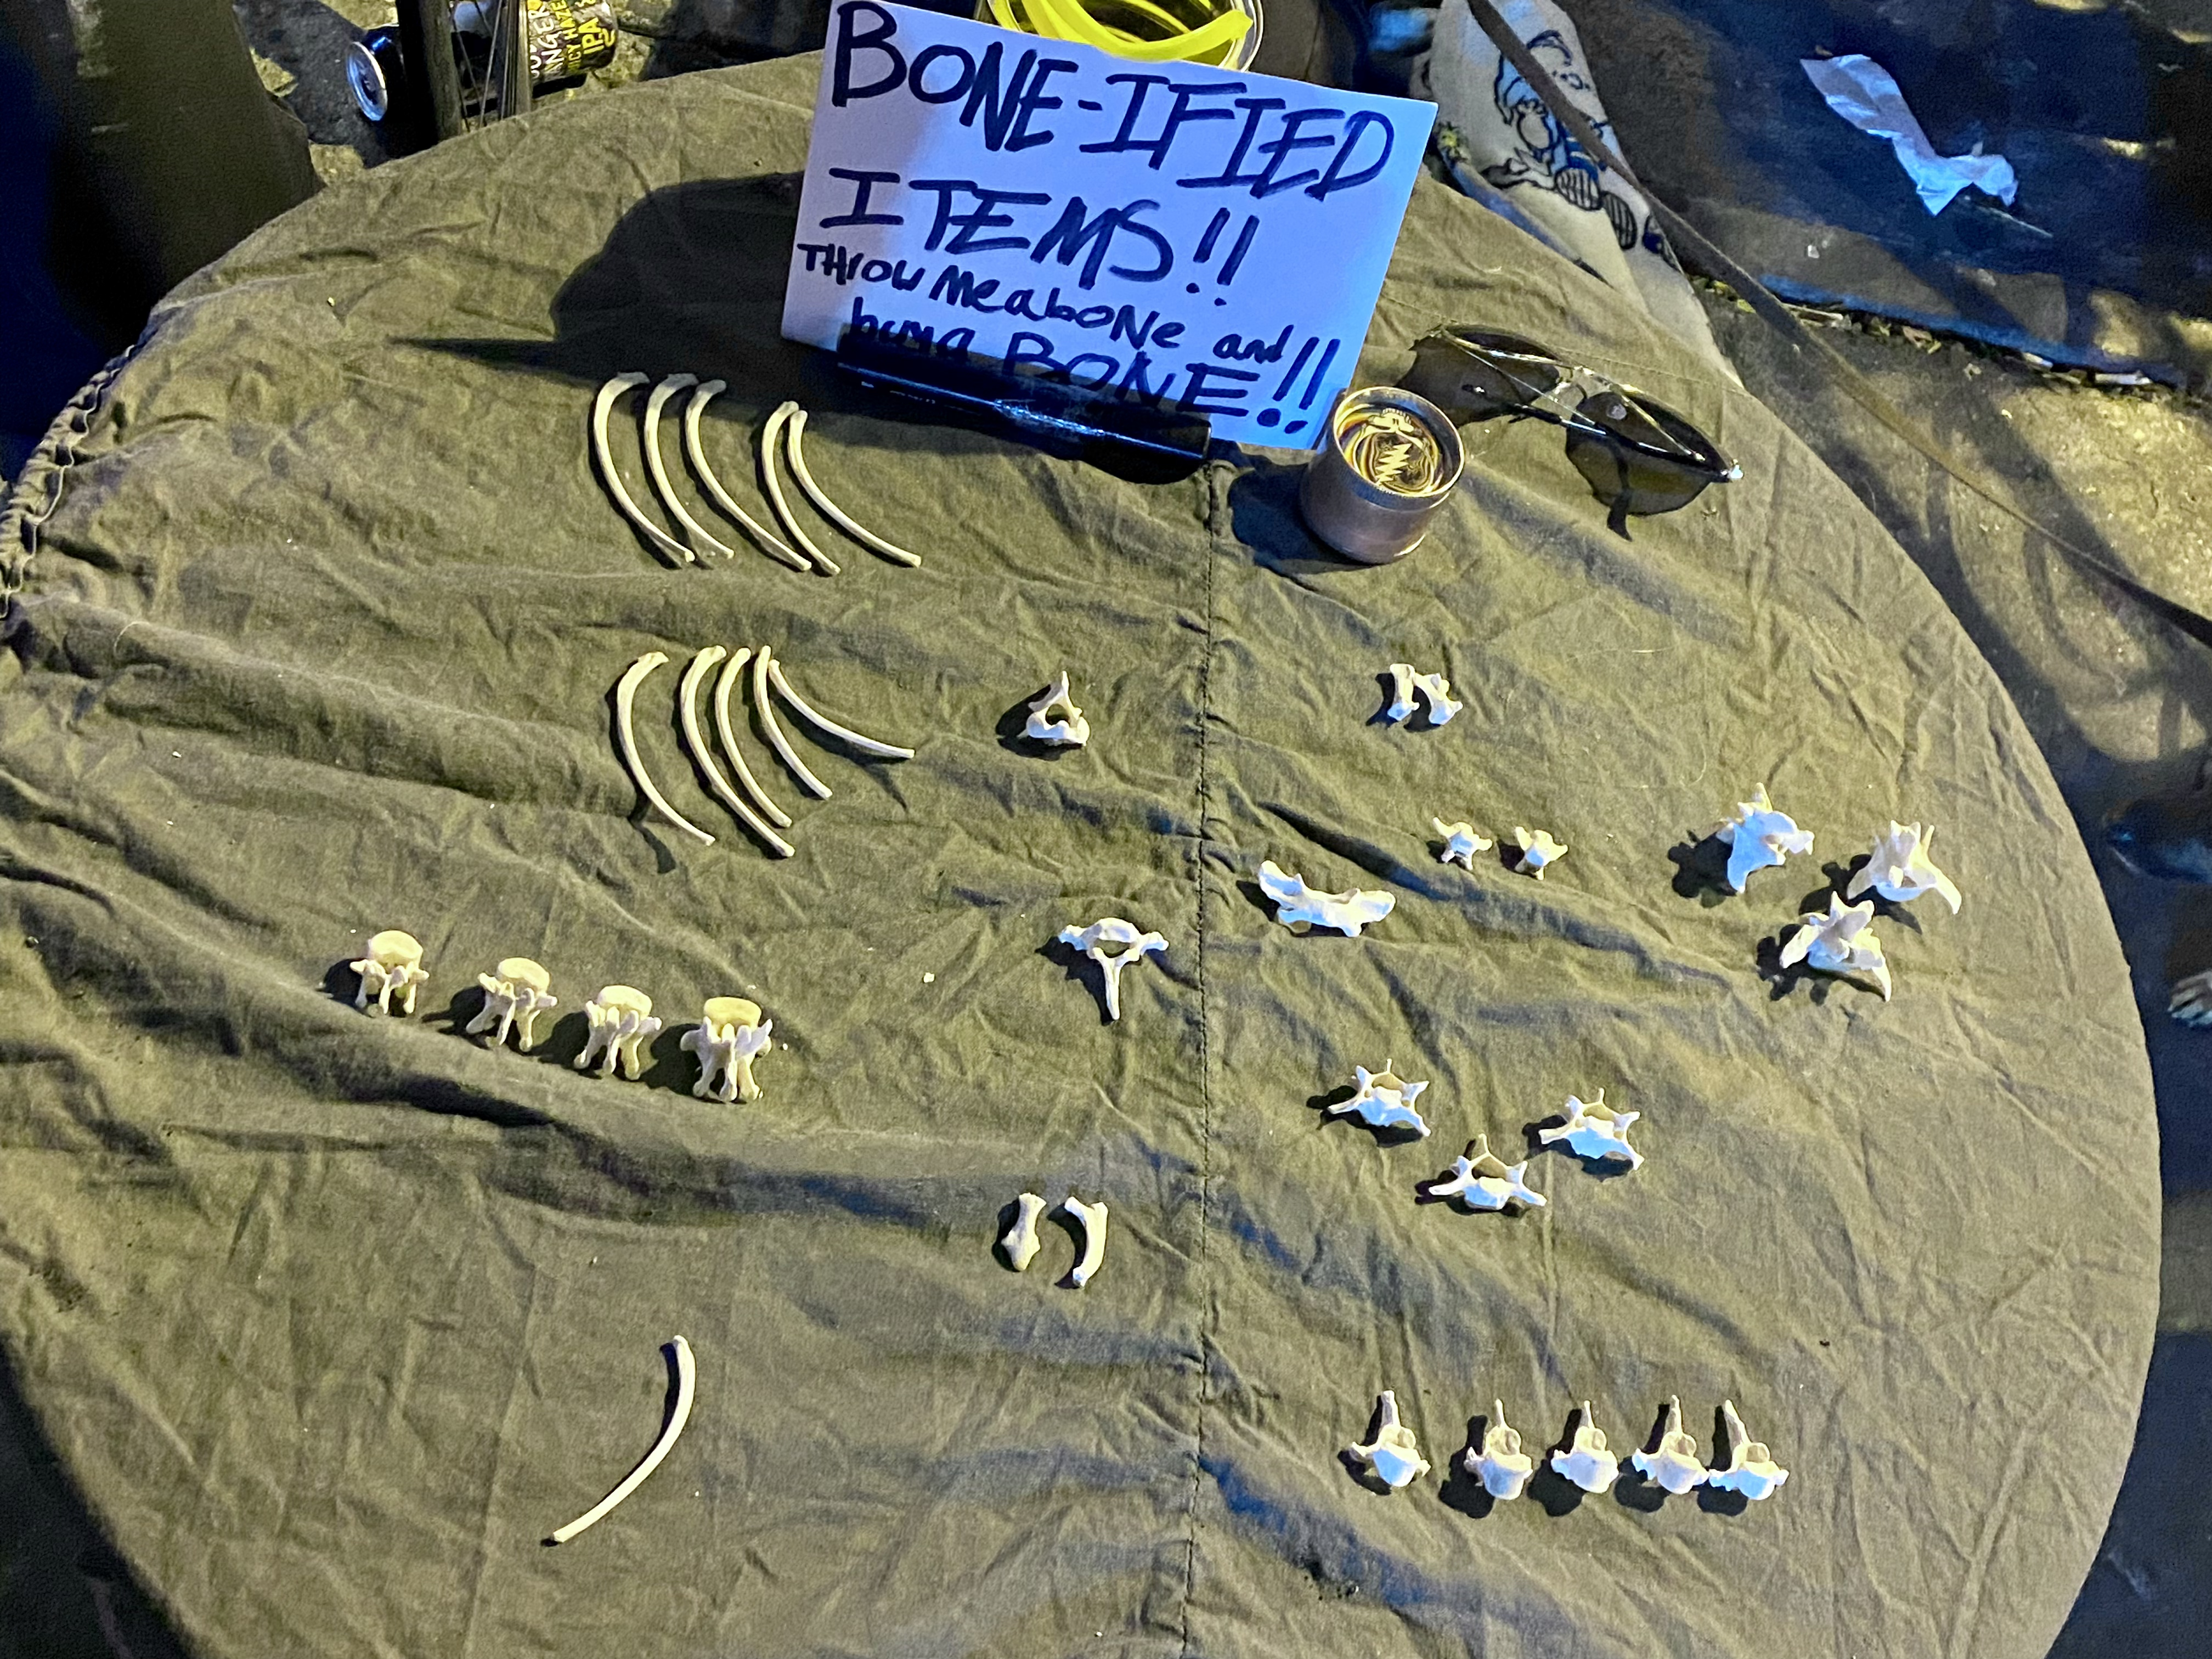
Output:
[1423, 1135, 1545, 1211]
[1465, 1401, 1534, 1499]
[467, 956, 556, 1050]
[352, 929, 427, 1015]
[1432, 817, 1494, 870]
[613, 651, 715, 847]
[1000, 1192, 1046, 1271]
[1847, 820, 1961, 912]
[1329, 1060, 1431, 1138]
[577, 985, 661, 1080]
[1630, 1397, 1710, 1494]
[1714, 785, 1815, 893]
[1549, 1403, 1620, 1494]
[1061, 1195, 1108, 1288]
[1259, 859, 1395, 936]
[1705, 1400, 1790, 1501]
[1057, 917, 1167, 1021]
[1538, 1089, 1643, 1169]
[1779, 891, 1892, 999]
[1512, 826, 1567, 878]
[1384, 663, 1462, 726]
[1348, 1391, 1431, 1489]
[679, 996, 772, 1103]
[1024, 670, 1090, 747]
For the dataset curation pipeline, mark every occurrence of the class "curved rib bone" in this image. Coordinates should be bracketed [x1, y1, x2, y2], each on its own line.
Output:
[642, 375, 741, 562]
[785, 409, 922, 566]
[679, 646, 795, 857]
[591, 374, 695, 566]
[1000, 1192, 1046, 1271]
[546, 1335, 696, 1545]
[1060, 1195, 1108, 1288]
[681, 381, 810, 571]
[613, 652, 715, 846]
[753, 646, 831, 798]
[713, 650, 792, 829]
[759, 402, 839, 575]
[766, 656, 915, 760]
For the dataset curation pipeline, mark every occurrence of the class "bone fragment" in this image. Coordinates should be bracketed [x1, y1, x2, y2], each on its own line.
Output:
[766, 657, 915, 760]
[1327, 1060, 1431, 1137]
[1512, 826, 1567, 877]
[546, 1336, 696, 1544]
[1549, 1403, 1620, 1494]
[1465, 1401, 1535, 1499]
[713, 650, 792, 829]
[351, 929, 427, 1015]
[1000, 1192, 1046, 1271]
[1024, 671, 1090, 747]
[784, 409, 922, 566]
[1056, 917, 1166, 1021]
[577, 985, 662, 1080]
[680, 996, 772, 1102]
[1779, 892, 1892, 998]
[681, 381, 810, 571]
[1537, 1089, 1643, 1169]
[467, 956, 556, 1050]
[1706, 1400, 1790, 1501]
[678, 646, 794, 856]
[1061, 1195, 1108, 1288]
[613, 652, 715, 846]
[1384, 662, 1461, 725]
[1847, 820, 1961, 912]
[1347, 1391, 1430, 1489]
[1713, 785, 1815, 893]
[1630, 1397, 1711, 1494]
[758, 402, 839, 575]
[591, 374, 695, 566]
[753, 647, 831, 798]
[1257, 859, 1395, 936]
[1432, 818, 1493, 870]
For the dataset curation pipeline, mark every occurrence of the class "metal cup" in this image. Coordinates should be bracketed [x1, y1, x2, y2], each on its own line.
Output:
[1298, 387, 1464, 565]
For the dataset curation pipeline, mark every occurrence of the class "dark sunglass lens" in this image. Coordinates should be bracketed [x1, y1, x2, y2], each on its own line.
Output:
[1403, 331, 1564, 420]
[1564, 430, 1713, 524]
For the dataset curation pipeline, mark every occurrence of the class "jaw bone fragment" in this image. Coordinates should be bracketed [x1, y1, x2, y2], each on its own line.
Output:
[590, 374, 696, 566]
[1432, 818, 1494, 870]
[1705, 1399, 1790, 1500]
[1779, 892, 1892, 998]
[1258, 860, 1395, 936]
[1538, 1090, 1642, 1169]
[1847, 820, 1961, 912]
[766, 656, 916, 760]
[1422, 1135, 1545, 1211]
[1384, 663, 1463, 726]
[1329, 1061, 1431, 1137]
[467, 957, 556, 1050]
[1000, 1192, 1046, 1271]
[679, 997, 772, 1103]
[712, 650, 793, 830]
[642, 375, 742, 562]
[1025, 671, 1090, 747]
[1549, 1403, 1620, 1494]
[1630, 1397, 1711, 1494]
[1060, 1195, 1108, 1287]
[758, 402, 839, 575]
[577, 986, 662, 1080]
[784, 409, 922, 566]
[1348, 1391, 1431, 1489]
[1713, 785, 1815, 892]
[614, 652, 716, 847]
[1511, 826, 1566, 878]
[679, 647, 795, 857]
[546, 1335, 696, 1545]
[680, 381, 810, 571]
[1465, 1401, 1536, 1499]
[352, 929, 427, 1015]
[1057, 917, 1167, 1021]
[753, 647, 831, 799]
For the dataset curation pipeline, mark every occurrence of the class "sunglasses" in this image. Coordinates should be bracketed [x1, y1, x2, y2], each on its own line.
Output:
[1401, 328, 1740, 536]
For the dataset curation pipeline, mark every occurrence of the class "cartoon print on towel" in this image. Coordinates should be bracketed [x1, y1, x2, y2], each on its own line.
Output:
[1479, 31, 1657, 259]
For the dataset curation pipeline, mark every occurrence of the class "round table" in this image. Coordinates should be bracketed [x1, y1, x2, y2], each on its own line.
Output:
[0, 49, 2158, 1659]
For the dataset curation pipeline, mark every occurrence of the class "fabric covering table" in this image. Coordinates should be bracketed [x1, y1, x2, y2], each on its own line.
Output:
[0, 49, 2161, 1659]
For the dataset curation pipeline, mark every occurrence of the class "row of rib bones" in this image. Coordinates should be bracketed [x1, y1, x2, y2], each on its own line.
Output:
[591, 374, 919, 572]
[613, 645, 913, 856]
[999, 1192, 1108, 1286]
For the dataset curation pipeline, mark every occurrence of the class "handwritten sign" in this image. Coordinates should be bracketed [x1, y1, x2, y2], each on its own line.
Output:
[783, 2, 1435, 448]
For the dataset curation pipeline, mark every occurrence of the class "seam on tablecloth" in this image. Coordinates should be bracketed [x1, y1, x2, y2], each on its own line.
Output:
[1181, 458, 1227, 1657]
[0, 346, 136, 608]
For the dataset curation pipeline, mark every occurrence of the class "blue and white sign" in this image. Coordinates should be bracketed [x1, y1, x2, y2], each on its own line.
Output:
[784, 2, 1436, 448]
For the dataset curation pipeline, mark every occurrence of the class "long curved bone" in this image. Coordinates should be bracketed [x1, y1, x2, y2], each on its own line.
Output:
[759, 402, 840, 575]
[591, 374, 696, 566]
[678, 646, 795, 857]
[766, 657, 916, 760]
[1060, 1195, 1108, 1288]
[546, 1335, 696, 1545]
[713, 650, 792, 829]
[681, 381, 810, 571]
[1000, 1192, 1046, 1271]
[642, 375, 742, 562]
[613, 652, 715, 846]
[753, 647, 831, 798]
[785, 409, 922, 566]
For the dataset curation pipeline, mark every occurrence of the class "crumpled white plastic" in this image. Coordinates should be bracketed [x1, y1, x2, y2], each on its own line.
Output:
[1801, 54, 2018, 216]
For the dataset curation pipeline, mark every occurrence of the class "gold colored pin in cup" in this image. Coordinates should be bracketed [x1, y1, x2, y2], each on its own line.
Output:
[1297, 386, 1464, 565]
